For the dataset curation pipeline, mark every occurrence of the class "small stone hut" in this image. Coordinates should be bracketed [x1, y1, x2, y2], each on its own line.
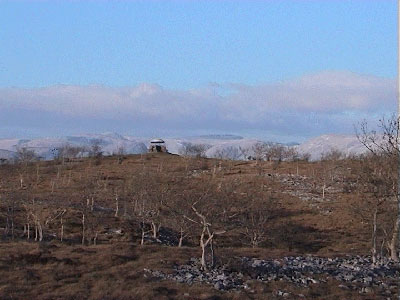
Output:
[148, 138, 167, 153]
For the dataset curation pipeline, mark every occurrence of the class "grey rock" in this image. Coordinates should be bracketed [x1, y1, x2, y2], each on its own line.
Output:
[143, 254, 400, 293]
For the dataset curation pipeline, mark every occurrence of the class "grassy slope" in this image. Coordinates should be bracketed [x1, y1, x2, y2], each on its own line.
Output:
[0, 153, 384, 299]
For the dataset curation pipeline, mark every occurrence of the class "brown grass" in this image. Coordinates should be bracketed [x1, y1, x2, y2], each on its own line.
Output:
[0, 153, 394, 299]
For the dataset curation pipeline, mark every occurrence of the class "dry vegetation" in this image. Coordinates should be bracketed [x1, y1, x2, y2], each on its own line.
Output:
[0, 150, 398, 299]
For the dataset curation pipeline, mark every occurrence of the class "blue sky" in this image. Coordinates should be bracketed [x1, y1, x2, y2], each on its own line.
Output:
[0, 1, 397, 141]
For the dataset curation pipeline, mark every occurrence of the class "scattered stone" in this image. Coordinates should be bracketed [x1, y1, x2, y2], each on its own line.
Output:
[144, 255, 400, 293]
[338, 284, 350, 290]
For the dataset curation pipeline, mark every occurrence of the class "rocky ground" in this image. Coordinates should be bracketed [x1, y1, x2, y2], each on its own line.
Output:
[273, 173, 346, 215]
[145, 255, 400, 297]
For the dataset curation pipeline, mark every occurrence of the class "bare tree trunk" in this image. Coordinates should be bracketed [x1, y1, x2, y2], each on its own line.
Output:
[209, 238, 214, 268]
[36, 164, 40, 185]
[251, 233, 259, 248]
[67, 170, 71, 186]
[4, 216, 9, 238]
[27, 223, 30, 240]
[141, 226, 145, 246]
[200, 228, 206, 269]
[11, 218, 14, 240]
[81, 213, 85, 245]
[372, 208, 378, 264]
[151, 221, 157, 239]
[134, 198, 138, 213]
[60, 215, 64, 242]
[199, 225, 215, 270]
[178, 227, 184, 247]
[115, 196, 119, 217]
[389, 218, 399, 261]
[37, 221, 43, 242]
[380, 238, 385, 258]
[10, 206, 14, 241]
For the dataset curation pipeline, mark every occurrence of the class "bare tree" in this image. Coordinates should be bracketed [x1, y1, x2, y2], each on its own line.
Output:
[114, 145, 126, 156]
[55, 143, 84, 163]
[165, 191, 195, 247]
[23, 199, 65, 242]
[180, 180, 235, 270]
[285, 147, 299, 162]
[251, 142, 297, 163]
[190, 202, 225, 270]
[14, 147, 38, 165]
[251, 142, 267, 162]
[265, 143, 288, 162]
[213, 146, 242, 160]
[88, 139, 103, 158]
[299, 152, 311, 162]
[179, 143, 211, 158]
[356, 115, 399, 261]
[350, 154, 397, 262]
[237, 185, 275, 247]
[321, 148, 344, 161]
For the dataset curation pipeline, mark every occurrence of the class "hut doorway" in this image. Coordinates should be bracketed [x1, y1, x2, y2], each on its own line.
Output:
[148, 138, 167, 153]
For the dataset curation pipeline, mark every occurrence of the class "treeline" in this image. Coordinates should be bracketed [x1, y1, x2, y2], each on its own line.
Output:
[2, 139, 106, 165]
[179, 141, 311, 162]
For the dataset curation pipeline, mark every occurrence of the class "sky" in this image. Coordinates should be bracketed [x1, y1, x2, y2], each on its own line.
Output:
[0, 0, 397, 142]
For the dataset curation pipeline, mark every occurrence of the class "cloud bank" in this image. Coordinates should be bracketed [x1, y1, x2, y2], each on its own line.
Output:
[0, 71, 395, 141]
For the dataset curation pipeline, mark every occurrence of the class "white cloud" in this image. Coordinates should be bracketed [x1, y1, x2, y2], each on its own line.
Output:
[223, 71, 395, 116]
[0, 71, 395, 140]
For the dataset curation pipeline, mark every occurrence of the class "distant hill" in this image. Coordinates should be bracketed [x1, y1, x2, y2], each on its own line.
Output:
[0, 133, 369, 161]
[0, 149, 16, 160]
[295, 134, 367, 161]
[194, 134, 243, 140]
[0, 133, 147, 160]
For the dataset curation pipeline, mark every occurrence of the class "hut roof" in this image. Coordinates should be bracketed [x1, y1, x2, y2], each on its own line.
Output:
[150, 138, 165, 144]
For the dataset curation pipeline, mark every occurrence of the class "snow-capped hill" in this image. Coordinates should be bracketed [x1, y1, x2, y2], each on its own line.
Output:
[296, 134, 367, 161]
[159, 137, 262, 158]
[0, 149, 16, 160]
[0, 133, 148, 160]
[194, 134, 244, 140]
[71, 133, 147, 155]
[0, 139, 29, 151]
[205, 139, 261, 159]
[0, 133, 374, 162]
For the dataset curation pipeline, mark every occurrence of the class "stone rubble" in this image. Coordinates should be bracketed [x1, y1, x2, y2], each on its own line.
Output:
[272, 173, 346, 214]
[143, 227, 179, 246]
[144, 257, 246, 291]
[144, 255, 400, 296]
